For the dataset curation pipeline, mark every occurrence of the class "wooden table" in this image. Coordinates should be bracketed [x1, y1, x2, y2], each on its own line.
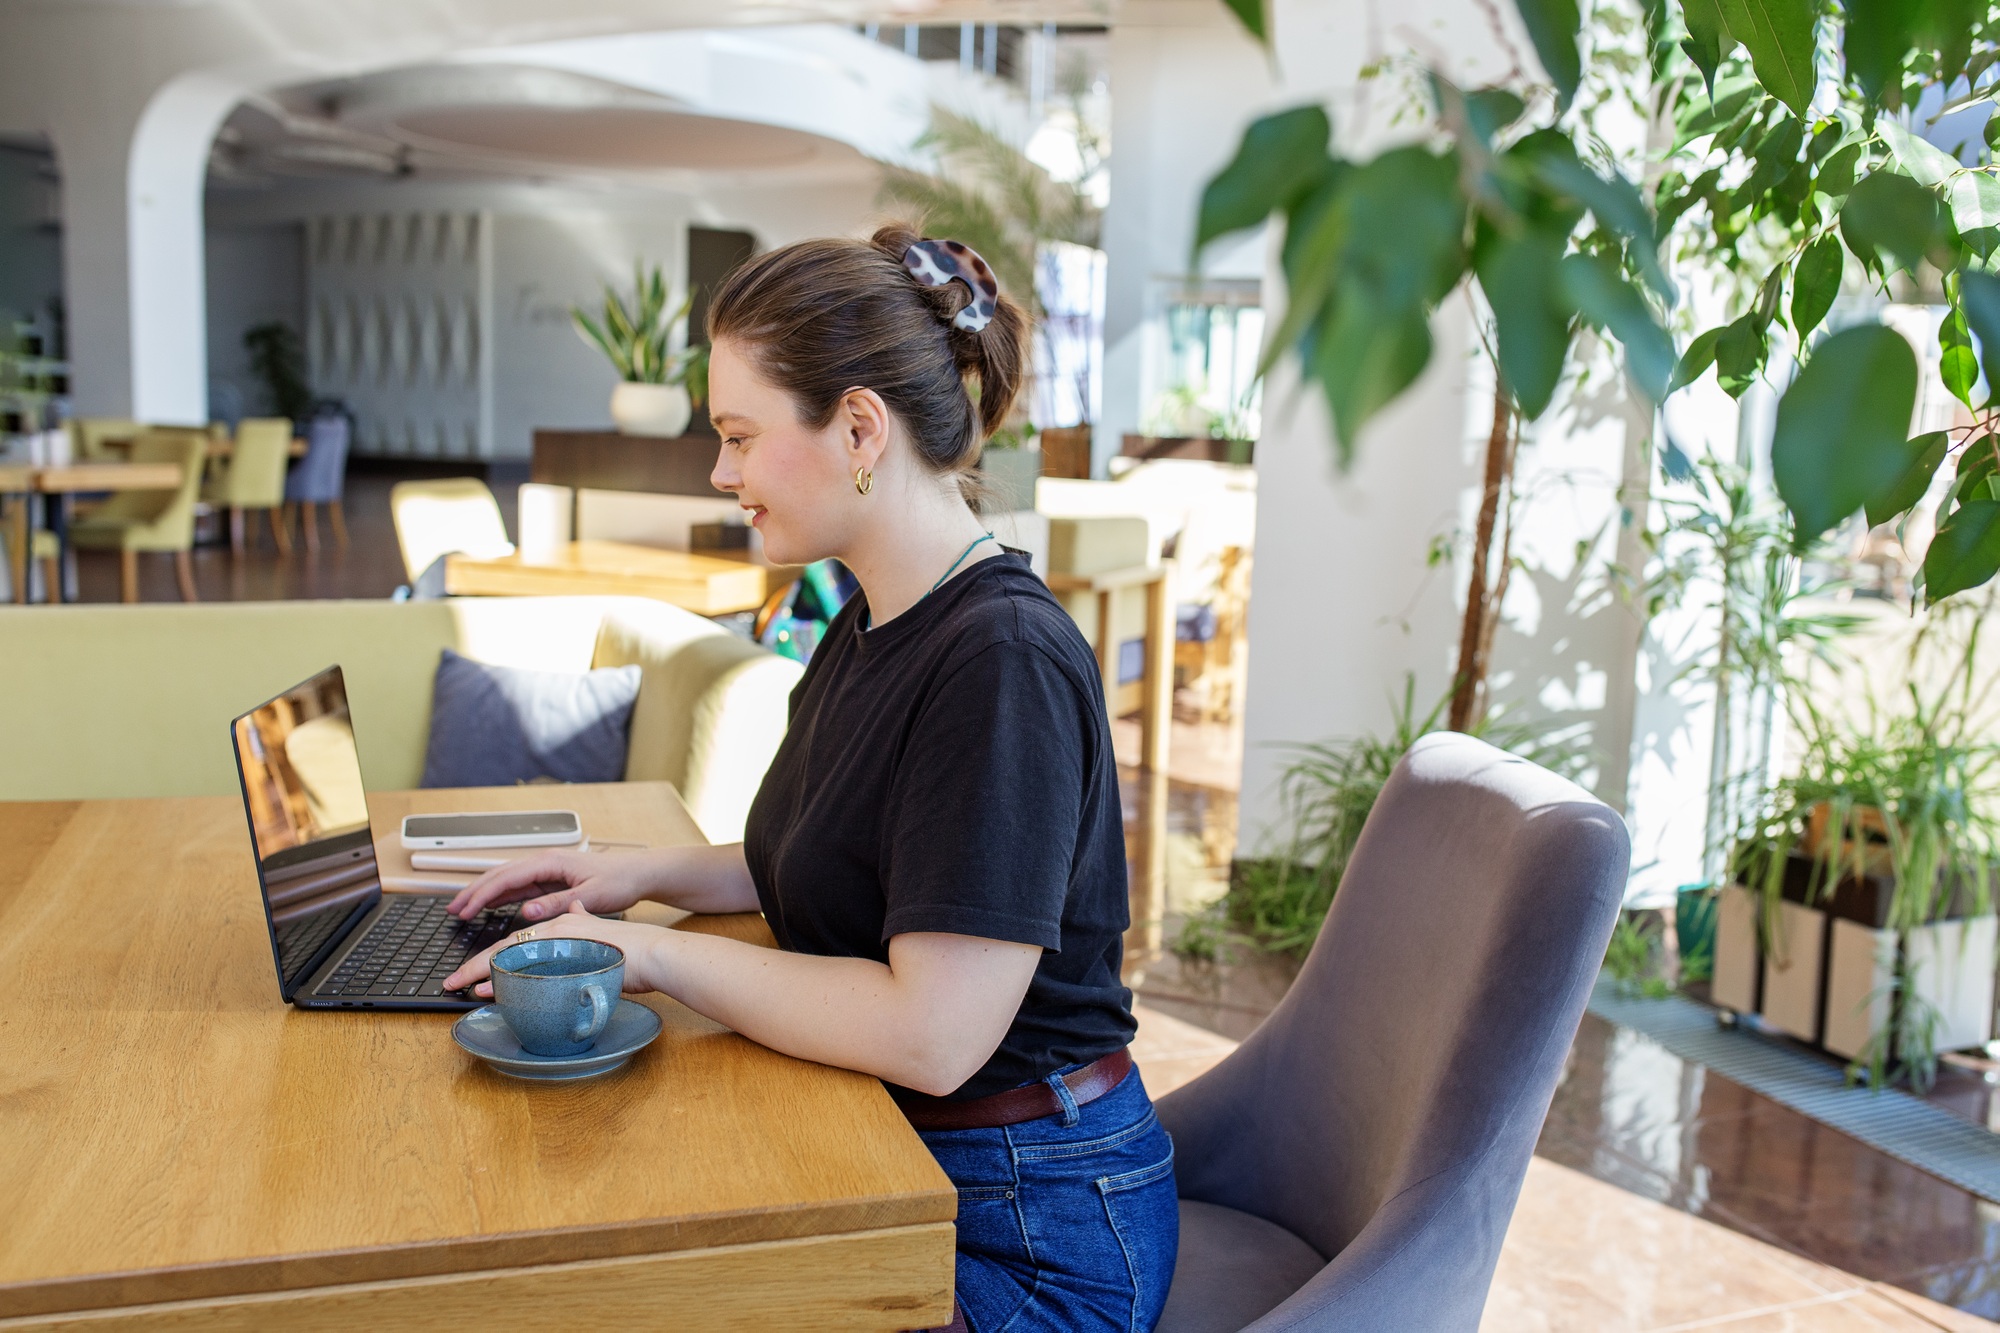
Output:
[0, 782, 956, 1328]
[1049, 561, 1174, 773]
[0, 461, 184, 604]
[446, 540, 769, 616]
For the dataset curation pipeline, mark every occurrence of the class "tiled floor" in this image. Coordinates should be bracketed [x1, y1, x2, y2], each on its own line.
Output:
[1128, 1004, 2000, 1331]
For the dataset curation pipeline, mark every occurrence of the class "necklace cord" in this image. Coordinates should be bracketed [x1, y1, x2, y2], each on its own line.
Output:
[929, 533, 995, 595]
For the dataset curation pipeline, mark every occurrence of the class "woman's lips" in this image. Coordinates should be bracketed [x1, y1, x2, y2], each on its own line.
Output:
[744, 505, 766, 528]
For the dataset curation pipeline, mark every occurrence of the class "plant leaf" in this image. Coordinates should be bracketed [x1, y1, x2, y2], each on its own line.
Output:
[1520, 143, 1672, 299]
[1513, 0, 1583, 108]
[1846, 0, 1923, 106]
[1715, 314, 1767, 397]
[1940, 303, 1978, 409]
[1671, 326, 1725, 391]
[1924, 499, 2000, 600]
[1866, 430, 1951, 526]
[1947, 171, 2000, 258]
[1682, 0, 1732, 91]
[1220, 0, 1267, 42]
[1770, 324, 1920, 544]
[1813, 142, 1861, 201]
[1311, 293, 1433, 464]
[1927, 0, 1978, 81]
[1197, 106, 1334, 254]
[1474, 225, 1573, 418]
[1957, 269, 2000, 398]
[1737, 116, 1805, 208]
[1879, 120, 1961, 188]
[1715, 0, 1817, 115]
[1791, 235, 1843, 337]
[1841, 171, 1946, 272]
[1557, 252, 1676, 401]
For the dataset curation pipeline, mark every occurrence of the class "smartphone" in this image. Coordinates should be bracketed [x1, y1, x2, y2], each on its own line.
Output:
[399, 810, 582, 850]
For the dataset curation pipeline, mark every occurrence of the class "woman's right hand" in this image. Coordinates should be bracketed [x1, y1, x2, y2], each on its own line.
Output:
[445, 850, 661, 923]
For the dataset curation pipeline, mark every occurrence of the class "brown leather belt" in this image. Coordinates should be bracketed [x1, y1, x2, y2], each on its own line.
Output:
[891, 1049, 1133, 1132]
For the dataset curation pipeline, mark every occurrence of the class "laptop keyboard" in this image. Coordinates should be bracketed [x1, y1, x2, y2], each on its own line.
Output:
[275, 903, 347, 972]
[314, 895, 517, 1000]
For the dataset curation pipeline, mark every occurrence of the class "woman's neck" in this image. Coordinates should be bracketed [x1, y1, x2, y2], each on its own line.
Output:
[838, 471, 996, 628]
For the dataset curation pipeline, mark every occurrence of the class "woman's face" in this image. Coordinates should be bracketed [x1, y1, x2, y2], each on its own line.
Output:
[707, 337, 871, 567]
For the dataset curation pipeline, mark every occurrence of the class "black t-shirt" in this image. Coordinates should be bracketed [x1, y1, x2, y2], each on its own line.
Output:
[743, 551, 1135, 1099]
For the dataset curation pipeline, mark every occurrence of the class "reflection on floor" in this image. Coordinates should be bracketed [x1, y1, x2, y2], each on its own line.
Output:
[1128, 1004, 1999, 1331]
[1119, 762, 2000, 1329]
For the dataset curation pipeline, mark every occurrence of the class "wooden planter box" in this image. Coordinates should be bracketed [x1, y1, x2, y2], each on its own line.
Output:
[1711, 853, 1997, 1060]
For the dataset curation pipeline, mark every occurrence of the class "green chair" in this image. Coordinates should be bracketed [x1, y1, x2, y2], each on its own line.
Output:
[203, 417, 293, 556]
[69, 431, 207, 602]
[66, 418, 141, 462]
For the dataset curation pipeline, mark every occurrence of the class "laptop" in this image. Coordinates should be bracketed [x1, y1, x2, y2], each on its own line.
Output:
[230, 664, 519, 1010]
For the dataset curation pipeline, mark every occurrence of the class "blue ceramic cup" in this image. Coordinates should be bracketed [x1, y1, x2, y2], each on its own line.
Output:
[490, 938, 624, 1057]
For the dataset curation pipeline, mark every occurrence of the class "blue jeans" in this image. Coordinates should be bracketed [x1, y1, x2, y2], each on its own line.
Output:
[919, 1063, 1179, 1332]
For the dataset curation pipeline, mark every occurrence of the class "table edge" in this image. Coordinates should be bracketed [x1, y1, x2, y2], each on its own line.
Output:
[0, 1189, 957, 1320]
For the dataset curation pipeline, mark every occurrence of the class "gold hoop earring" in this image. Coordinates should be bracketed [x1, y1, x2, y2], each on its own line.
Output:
[854, 466, 873, 496]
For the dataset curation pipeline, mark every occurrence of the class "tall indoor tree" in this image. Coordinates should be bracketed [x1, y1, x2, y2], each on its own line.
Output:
[1199, 0, 2000, 724]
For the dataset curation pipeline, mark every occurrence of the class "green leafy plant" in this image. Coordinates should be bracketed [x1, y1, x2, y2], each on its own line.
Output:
[1729, 605, 2000, 1086]
[1605, 913, 1675, 998]
[1200, 0, 2000, 603]
[877, 104, 1102, 321]
[243, 321, 312, 421]
[571, 262, 707, 402]
[1177, 678, 1592, 957]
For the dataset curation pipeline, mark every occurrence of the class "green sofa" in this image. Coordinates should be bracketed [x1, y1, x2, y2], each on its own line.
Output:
[0, 596, 802, 842]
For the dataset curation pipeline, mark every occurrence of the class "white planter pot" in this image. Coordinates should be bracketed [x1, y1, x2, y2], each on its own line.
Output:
[611, 382, 692, 437]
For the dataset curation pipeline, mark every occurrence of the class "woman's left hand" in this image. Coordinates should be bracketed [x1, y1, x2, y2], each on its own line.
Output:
[444, 901, 670, 999]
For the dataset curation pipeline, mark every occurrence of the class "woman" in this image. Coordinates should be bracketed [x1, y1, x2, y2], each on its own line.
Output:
[444, 224, 1177, 1331]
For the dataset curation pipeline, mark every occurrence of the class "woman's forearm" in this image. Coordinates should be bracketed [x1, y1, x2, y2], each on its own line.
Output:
[648, 841, 760, 914]
[637, 928, 1038, 1096]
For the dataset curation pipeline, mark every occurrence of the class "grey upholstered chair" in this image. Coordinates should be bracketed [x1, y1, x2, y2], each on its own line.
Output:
[1155, 732, 1630, 1332]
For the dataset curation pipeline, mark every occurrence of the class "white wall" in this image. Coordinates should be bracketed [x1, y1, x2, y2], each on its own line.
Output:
[205, 222, 304, 421]
[1234, 0, 1654, 854]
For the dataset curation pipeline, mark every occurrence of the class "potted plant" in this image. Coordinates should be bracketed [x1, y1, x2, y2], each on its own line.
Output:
[1713, 643, 2000, 1089]
[977, 422, 1041, 513]
[572, 262, 708, 437]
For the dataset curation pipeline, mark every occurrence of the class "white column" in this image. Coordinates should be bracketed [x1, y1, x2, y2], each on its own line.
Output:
[50, 115, 138, 417]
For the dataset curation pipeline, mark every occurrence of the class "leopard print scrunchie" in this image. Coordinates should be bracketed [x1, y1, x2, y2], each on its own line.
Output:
[901, 239, 999, 333]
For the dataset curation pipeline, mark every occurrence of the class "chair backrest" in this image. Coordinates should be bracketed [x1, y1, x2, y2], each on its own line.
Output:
[84, 432, 207, 540]
[1155, 732, 1628, 1329]
[214, 418, 292, 507]
[390, 477, 513, 583]
[67, 418, 141, 461]
[284, 415, 350, 503]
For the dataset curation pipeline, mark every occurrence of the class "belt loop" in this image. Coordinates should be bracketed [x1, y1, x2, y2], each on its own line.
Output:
[1045, 1069, 1081, 1127]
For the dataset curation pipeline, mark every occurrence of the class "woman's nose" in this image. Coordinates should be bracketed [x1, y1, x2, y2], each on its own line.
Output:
[711, 456, 740, 493]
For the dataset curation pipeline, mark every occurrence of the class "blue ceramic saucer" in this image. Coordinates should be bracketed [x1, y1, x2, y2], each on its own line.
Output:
[452, 998, 662, 1081]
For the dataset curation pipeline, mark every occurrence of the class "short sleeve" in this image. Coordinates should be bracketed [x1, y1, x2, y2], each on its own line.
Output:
[878, 639, 1091, 950]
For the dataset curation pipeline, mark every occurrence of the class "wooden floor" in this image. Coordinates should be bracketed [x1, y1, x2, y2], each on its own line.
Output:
[41, 463, 485, 605]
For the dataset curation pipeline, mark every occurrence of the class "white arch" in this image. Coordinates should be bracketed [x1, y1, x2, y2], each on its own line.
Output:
[126, 71, 262, 424]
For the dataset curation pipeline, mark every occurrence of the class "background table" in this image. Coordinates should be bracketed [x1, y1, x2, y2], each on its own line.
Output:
[1, 460, 184, 604]
[446, 539, 769, 616]
[0, 781, 955, 1328]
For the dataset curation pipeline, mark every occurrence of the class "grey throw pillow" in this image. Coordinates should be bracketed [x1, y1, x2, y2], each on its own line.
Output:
[420, 648, 643, 788]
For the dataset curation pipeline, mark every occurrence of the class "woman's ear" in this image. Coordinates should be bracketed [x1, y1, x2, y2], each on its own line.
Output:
[839, 387, 891, 474]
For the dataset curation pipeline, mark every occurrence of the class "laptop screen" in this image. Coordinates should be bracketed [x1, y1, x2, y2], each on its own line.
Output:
[230, 665, 380, 995]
